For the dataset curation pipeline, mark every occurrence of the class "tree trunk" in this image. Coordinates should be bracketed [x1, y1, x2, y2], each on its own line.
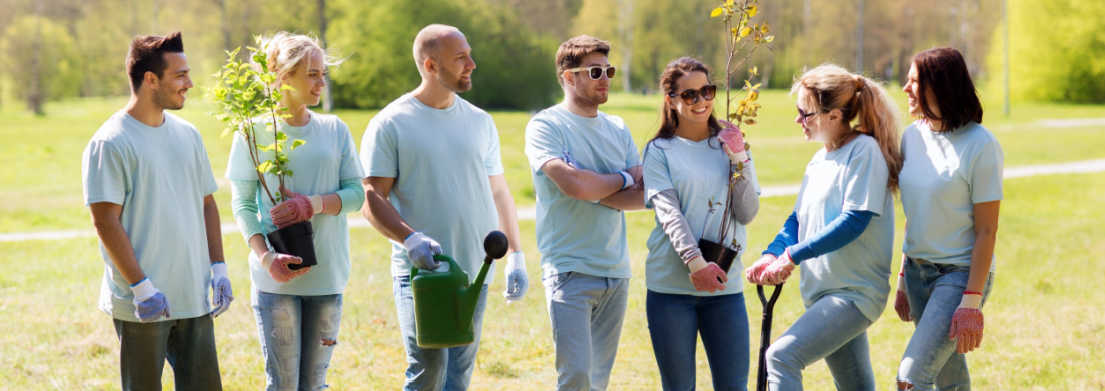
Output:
[319, 0, 333, 112]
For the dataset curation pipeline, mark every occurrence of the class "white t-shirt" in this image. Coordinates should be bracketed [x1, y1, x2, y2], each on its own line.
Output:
[524, 103, 640, 279]
[793, 134, 894, 321]
[643, 135, 760, 296]
[360, 93, 504, 284]
[82, 111, 219, 322]
[899, 121, 1003, 266]
[226, 112, 364, 295]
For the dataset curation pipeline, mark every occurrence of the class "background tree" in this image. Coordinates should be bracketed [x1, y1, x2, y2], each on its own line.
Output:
[0, 15, 81, 114]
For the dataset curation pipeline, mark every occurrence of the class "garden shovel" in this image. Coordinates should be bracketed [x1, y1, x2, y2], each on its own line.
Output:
[756, 283, 784, 391]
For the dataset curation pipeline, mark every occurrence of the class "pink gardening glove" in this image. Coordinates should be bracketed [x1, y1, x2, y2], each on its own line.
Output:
[270, 187, 315, 229]
[744, 254, 774, 284]
[687, 256, 727, 292]
[262, 251, 310, 283]
[948, 292, 984, 353]
[760, 250, 796, 285]
[718, 120, 749, 163]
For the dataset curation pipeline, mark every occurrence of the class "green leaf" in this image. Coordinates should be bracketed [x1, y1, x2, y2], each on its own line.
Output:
[256, 161, 273, 174]
[291, 139, 306, 150]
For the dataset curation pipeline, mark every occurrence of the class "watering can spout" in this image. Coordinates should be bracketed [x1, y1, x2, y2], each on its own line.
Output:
[461, 231, 510, 322]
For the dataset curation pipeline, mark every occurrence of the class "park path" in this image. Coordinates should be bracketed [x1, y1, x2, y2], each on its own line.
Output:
[3, 158, 1105, 243]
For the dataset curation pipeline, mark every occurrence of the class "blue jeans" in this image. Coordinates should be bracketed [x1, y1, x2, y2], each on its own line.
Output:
[544, 272, 629, 391]
[394, 275, 489, 391]
[252, 290, 343, 391]
[765, 294, 875, 391]
[646, 290, 750, 391]
[897, 258, 993, 391]
[113, 314, 222, 391]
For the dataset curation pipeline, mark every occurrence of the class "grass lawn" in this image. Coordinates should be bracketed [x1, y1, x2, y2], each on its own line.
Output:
[0, 90, 1102, 389]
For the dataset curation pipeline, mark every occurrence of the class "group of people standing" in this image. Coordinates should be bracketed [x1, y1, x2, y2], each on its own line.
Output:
[81, 23, 1001, 391]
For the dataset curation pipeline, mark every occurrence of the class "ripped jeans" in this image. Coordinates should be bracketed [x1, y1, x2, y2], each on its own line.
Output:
[253, 289, 343, 391]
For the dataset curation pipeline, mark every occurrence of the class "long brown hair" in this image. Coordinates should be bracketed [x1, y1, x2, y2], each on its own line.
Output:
[791, 64, 903, 191]
[649, 57, 722, 146]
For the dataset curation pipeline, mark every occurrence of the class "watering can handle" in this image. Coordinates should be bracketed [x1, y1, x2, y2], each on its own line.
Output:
[410, 254, 460, 279]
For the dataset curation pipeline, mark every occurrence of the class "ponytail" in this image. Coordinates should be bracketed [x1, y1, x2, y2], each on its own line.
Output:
[791, 64, 902, 191]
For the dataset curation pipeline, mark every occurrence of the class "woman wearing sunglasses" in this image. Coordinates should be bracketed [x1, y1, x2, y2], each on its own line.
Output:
[642, 57, 760, 390]
[893, 48, 1000, 391]
[744, 64, 901, 390]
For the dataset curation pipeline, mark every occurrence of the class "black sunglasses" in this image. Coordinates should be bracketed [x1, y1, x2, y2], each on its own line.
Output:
[565, 65, 616, 80]
[670, 84, 717, 105]
[797, 107, 820, 123]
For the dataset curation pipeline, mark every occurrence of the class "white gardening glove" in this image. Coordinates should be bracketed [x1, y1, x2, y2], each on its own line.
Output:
[131, 278, 170, 322]
[210, 261, 233, 318]
[502, 251, 528, 302]
[404, 232, 442, 270]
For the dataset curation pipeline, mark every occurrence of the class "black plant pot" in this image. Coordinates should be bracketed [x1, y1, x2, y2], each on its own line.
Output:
[698, 238, 740, 273]
[267, 221, 318, 270]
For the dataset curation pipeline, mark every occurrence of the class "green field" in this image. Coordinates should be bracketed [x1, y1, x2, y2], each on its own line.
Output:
[1, 90, 1103, 389]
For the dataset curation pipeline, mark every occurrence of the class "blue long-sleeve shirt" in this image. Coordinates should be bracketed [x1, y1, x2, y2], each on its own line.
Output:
[763, 209, 874, 264]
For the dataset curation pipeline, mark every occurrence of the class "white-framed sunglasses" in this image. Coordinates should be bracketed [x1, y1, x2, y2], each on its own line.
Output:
[564, 65, 616, 80]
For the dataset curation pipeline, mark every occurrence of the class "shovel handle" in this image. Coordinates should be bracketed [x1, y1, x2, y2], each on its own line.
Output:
[756, 283, 784, 391]
[757, 283, 784, 312]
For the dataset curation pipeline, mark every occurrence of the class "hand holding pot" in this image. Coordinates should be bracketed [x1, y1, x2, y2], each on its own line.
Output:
[687, 256, 727, 292]
[271, 187, 322, 229]
[262, 251, 310, 282]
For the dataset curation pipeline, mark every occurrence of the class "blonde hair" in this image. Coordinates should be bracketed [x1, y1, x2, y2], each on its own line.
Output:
[257, 32, 340, 82]
[791, 64, 902, 191]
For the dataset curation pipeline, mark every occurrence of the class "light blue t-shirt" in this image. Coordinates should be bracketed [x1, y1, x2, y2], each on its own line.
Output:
[793, 134, 894, 321]
[899, 121, 1003, 266]
[360, 93, 504, 284]
[82, 111, 219, 322]
[643, 136, 761, 296]
[524, 103, 641, 279]
[227, 112, 364, 295]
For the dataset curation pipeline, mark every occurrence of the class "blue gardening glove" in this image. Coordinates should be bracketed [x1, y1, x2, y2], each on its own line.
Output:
[210, 262, 233, 318]
[502, 251, 528, 302]
[131, 278, 170, 322]
[404, 232, 442, 270]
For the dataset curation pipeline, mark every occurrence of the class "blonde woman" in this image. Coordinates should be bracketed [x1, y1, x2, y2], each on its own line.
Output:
[226, 32, 363, 390]
[745, 64, 902, 390]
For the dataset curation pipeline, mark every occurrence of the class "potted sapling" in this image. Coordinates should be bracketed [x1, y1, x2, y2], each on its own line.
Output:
[211, 40, 317, 269]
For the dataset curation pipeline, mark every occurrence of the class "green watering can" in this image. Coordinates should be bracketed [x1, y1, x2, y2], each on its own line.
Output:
[411, 231, 509, 348]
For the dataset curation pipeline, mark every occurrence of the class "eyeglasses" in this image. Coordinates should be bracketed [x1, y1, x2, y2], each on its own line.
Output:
[797, 107, 820, 123]
[669, 84, 717, 105]
[564, 65, 616, 80]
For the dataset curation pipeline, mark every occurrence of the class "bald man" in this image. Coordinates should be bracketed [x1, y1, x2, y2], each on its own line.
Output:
[359, 24, 527, 391]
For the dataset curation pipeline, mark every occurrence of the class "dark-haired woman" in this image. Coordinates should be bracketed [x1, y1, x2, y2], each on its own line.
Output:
[642, 57, 760, 391]
[744, 63, 902, 391]
[893, 47, 1001, 391]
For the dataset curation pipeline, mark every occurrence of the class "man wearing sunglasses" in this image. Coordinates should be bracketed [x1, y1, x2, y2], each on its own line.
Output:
[524, 35, 645, 391]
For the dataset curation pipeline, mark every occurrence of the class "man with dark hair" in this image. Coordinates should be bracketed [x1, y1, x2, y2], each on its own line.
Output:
[524, 35, 644, 391]
[82, 31, 230, 390]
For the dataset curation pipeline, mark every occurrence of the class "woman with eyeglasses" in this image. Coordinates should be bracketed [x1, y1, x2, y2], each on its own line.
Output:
[642, 57, 760, 391]
[744, 64, 901, 391]
[893, 47, 1001, 391]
